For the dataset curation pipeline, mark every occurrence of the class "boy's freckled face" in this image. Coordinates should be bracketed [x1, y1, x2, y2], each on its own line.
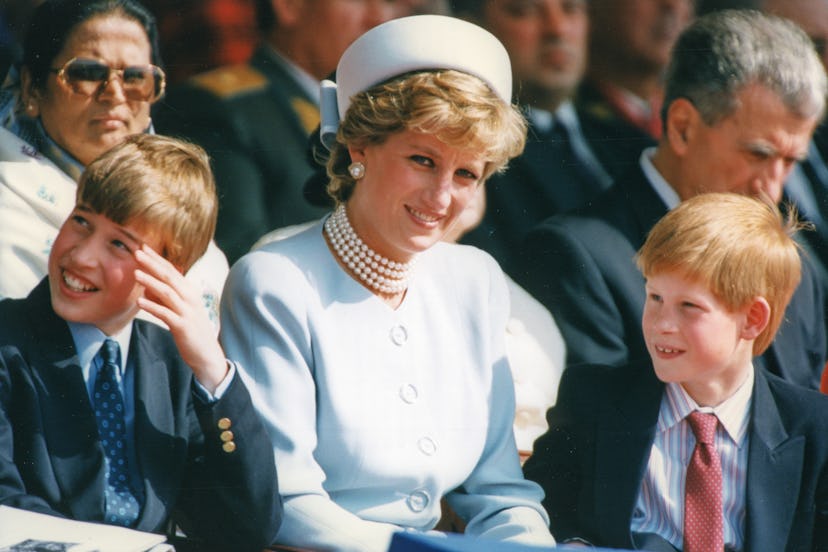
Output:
[48, 204, 160, 335]
[642, 270, 755, 401]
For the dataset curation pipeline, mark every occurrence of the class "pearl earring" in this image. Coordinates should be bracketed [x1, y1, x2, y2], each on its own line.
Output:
[348, 162, 365, 180]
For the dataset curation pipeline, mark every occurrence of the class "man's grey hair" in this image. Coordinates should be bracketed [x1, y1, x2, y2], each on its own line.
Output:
[663, 9, 827, 126]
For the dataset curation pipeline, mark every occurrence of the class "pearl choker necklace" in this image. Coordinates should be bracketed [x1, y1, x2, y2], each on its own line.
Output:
[325, 204, 415, 295]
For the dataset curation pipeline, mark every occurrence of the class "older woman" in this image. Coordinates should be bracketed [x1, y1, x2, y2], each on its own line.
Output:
[0, 0, 227, 323]
[220, 15, 556, 551]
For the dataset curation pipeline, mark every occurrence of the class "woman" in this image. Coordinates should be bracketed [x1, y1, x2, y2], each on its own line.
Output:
[0, 0, 227, 324]
[221, 15, 556, 551]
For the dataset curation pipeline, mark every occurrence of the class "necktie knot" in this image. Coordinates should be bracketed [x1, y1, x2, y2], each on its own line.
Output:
[100, 338, 120, 370]
[687, 411, 717, 445]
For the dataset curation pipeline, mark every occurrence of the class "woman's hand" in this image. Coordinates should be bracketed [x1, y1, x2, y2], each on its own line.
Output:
[134, 244, 228, 393]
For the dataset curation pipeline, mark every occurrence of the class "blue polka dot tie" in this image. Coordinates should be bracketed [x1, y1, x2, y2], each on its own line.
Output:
[93, 338, 141, 527]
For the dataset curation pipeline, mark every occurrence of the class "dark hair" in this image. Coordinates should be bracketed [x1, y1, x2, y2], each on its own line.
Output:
[22, 0, 161, 91]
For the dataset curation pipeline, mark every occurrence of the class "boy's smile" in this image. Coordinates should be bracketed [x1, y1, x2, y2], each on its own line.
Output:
[642, 270, 763, 407]
[49, 204, 159, 335]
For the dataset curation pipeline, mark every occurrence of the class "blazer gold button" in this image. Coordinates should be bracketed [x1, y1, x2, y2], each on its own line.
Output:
[217, 417, 232, 430]
[222, 441, 236, 453]
[220, 430, 234, 442]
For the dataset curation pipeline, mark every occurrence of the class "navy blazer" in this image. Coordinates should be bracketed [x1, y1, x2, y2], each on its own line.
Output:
[462, 114, 616, 279]
[517, 163, 827, 389]
[524, 363, 828, 550]
[0, 279, 281, 551]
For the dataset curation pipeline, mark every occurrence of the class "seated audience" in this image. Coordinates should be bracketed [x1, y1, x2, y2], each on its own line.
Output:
[154, 0, 402, 263]
[525, 192, 828, 550]
[141, 0, 257, 84]
[576, 0, 693, 175]
[0, 134, 281, 551]
[518, 9, 828, 390]
[220, 15, 556, 551]
[0, 0, 227, 325]
[454, 0, 614, 278]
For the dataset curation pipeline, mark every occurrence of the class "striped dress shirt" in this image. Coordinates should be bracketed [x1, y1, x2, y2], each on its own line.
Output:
[630, 367, 753, 551]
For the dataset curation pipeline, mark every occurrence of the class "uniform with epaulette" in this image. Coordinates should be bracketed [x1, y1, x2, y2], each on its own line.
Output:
[153, 46, 326, 264]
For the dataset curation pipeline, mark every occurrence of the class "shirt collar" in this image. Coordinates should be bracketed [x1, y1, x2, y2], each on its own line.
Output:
[68, 321, 133, 378]
[657, 365, 754, 447]
[640, 147, 680, 210]
[525, 100, 576, 135]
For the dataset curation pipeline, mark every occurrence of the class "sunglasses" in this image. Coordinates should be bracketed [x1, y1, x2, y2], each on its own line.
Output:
[50, 57, 166, 103]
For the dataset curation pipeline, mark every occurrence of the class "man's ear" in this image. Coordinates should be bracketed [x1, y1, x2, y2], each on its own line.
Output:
[663, 98, 700, 157]
[270, 0, 304, 27]
[741, 296, 771, 341]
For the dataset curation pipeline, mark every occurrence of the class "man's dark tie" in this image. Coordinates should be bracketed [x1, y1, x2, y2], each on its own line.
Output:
[523, 120, 606, 213]
[93, 338, 141, 527]
[683, 411, 723, 552]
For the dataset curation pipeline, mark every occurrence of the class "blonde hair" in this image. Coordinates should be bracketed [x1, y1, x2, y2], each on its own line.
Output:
[77, 134, 217, 272]
[637, 193, 804, 355]
[325, 69, 527, 203]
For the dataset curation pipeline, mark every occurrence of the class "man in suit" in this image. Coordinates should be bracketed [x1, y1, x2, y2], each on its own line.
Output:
[518, 10, 828, 390]
[0, 136, 281, 550]
[455, 0, 619, 278]
[525, 193, 828, 550]
[578, 0, 694, 141]
[154, 0, 400, 263]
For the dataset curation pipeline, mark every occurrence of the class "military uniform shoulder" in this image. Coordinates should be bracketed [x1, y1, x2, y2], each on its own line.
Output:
[189, 64, 268, 99]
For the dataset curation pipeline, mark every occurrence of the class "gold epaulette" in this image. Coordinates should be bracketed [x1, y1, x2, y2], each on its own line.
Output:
[190, 65, 268, 98]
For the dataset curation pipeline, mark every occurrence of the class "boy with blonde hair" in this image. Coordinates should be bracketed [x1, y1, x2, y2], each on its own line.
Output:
[525, 193, 828, 550]
[0, 134, 281, 550]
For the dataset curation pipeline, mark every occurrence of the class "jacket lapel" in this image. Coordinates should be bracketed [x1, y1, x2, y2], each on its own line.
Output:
[25, 280, 107, 521]
[595, 366, 664, 546]
[745, 370, 804, 551]
[130, 322, 183, 530]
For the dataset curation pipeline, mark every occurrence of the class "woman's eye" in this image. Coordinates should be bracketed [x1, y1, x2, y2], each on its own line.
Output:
[456, 168, 478, 181]
[411, 155, 433, 167]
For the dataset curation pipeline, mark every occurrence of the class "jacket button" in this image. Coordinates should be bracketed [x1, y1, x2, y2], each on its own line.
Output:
[406, 490, 430, 512]
[389, 325, 408, 346]
[399, 384, 418, 404]
[220, 430, 234, 442]
[417, 437, 437, 456]
[222, 441, 236, 453]
[217, 417, 232, 430]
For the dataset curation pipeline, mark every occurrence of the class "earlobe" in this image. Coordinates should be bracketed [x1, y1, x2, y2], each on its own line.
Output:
[742, 297, 771, 340]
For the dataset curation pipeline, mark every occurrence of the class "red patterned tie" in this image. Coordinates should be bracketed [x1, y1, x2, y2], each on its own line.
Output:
[684, 411, 723, 552]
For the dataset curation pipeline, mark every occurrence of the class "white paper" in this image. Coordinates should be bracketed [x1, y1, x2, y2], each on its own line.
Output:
[0, 506, 169, 552]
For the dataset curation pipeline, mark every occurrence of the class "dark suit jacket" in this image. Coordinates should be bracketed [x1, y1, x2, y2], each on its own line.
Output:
[524, 363, 828, 551]
[462, 114, 618, 279]
[576, 79, 659, 179]
[517, 163, 827, 389]
[0, 280, 281, 551]
[154, 46, 328, 263]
